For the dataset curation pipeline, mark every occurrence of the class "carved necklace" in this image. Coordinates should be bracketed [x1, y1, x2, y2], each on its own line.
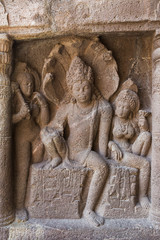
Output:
[75, 100, 94, 115]
[118, 118, 130, 132]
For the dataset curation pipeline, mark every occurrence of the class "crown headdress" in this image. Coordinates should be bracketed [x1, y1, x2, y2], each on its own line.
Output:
[116, 89, 140, 113]
[66, 56, 93, 89]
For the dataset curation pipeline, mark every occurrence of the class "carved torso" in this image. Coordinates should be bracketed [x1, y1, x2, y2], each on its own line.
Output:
[52, 98, 110, 163]
[112, 116, 135, 152]
[67, 101, 99, 161]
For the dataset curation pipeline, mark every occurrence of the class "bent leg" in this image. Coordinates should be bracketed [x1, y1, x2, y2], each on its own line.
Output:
[41, 128, 67, 168]
[84, 151, 108, 226]
[122, 152, 150, 208]
[132, 132, 151, 156]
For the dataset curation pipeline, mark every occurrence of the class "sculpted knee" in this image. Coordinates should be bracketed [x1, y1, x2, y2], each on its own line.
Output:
[99, 162, 108, 176]
[41, 127, 58, 145]
[140, 131, 151, 144]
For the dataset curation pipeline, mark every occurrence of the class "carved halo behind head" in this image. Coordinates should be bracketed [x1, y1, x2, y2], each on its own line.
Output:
[42, 37, 120, 105]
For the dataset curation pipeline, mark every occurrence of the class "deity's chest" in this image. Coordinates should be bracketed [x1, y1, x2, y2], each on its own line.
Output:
[67, 107, 99, 140]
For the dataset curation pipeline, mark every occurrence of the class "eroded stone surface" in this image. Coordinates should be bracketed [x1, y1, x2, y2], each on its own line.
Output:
[0, 1, 158, 238]
[9, 36, 152, 229]
[26, 165, 90, 219]
[1, 218, 160, 240]
[0, 34, 14, 226]
[0, 0, 158, 39]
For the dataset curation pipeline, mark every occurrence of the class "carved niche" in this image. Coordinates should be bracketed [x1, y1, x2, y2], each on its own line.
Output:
[11, 37, 151, 227]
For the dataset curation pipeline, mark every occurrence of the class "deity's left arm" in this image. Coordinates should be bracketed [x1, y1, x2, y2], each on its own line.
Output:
[98, 100, 112, 157]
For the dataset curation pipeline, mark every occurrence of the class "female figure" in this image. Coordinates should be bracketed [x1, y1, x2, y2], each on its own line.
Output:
[41, 56, 112, 227]
[108, 89, 151, 208]
[12, 63, 49, 221]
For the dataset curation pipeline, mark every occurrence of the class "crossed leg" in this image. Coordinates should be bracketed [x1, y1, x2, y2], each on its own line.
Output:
[41, 128, 67, 169]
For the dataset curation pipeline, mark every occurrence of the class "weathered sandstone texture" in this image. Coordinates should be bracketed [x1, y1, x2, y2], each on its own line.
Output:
[0, 1, 160, 239]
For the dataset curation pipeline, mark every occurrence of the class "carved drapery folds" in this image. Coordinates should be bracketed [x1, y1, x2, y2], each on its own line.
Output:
[0, 34, 14, 226]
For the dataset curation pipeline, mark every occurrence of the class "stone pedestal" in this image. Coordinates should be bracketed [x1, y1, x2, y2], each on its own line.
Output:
[150, 30, 160, 222]
[0, 34, 14, 226]
[96, 160, 148, 219]
[26, 160, 143, 220]
[26, 164, 90, 219]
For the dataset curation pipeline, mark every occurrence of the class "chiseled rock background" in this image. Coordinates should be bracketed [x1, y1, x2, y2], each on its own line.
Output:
[0, 0, 160, 239]
[0, 0, 159, 39]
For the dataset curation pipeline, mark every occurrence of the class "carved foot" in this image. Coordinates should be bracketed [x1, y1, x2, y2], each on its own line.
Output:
[139, 196, 150, 209]
[83, 210, 104, 227]
[42, 157, 62, 169]
[15, 208, 28, 222]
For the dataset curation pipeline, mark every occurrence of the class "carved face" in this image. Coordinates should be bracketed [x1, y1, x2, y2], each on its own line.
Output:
[115, 101, 131, 119]
[19, 73, 34, 98]
[72, 80, 92, 104]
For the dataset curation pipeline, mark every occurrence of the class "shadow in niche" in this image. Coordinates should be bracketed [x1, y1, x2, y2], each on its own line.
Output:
[12, 35, 152, 223]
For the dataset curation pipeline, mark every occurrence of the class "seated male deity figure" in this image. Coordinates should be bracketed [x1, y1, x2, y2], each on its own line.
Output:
[108, 89, 151, 209]
[41, 56, 112, 227]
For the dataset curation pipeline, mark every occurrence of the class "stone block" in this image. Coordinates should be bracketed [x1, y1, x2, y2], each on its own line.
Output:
[26, 164, 90, 219]
[26, 160, 141, 220]
[97, 160, 144, 218]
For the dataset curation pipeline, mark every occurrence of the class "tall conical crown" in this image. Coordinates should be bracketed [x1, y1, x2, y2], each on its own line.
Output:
[66, 56, 93, 89]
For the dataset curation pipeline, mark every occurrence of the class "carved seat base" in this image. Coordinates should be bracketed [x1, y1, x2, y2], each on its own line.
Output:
[25, 164, 91, 219]
[26, 160, 148, 220]
[97, 160, 149, 219]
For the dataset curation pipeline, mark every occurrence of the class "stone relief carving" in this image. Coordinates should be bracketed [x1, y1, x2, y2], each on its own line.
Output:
[11, 37, 151, 228]
[11, 62, 49, 221]
[108, 80, 151, 209]
[25, 38, 119, 227]
[40, 56, 112, 227]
